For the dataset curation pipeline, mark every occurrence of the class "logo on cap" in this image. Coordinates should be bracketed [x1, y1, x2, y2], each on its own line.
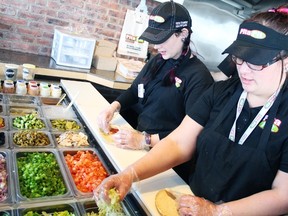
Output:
[239, 28, 266, 39]
[149, 15, 165, 23]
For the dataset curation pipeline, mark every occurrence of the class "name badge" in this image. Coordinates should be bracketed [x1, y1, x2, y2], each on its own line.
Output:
[138, 84, 145, 98]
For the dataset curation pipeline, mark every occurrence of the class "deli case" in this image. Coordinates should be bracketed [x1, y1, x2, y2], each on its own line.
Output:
[0, 79, 192, 216]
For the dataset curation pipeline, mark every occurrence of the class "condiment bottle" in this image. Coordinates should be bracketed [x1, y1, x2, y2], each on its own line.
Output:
[3, 80, 15, 94]
[40, 82, 50, 97]
[27, 80, 37, 91]
[16, 80, 27, 95]
[51, 85, 62, 97]
[28, 84, 39, 96]
[22, 64, 36, 81]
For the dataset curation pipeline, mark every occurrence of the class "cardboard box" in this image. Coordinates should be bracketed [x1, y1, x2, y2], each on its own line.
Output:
[116, 58, 145, 79]
[92, 55, 117, 71]
[94, 40, 117, 57]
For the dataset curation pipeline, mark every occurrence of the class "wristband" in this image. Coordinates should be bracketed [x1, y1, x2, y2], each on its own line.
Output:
[142, 131, 152, 150]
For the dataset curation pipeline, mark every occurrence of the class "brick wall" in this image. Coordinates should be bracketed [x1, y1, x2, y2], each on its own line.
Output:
[0, 0, 159, 57]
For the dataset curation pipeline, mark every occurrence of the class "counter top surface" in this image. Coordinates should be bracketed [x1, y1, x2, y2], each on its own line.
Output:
[0, 49, 133, 90]
[60, 79, 193, 215]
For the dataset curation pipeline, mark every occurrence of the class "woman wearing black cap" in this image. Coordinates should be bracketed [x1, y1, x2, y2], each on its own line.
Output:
[95, 3, 288, 215]
[97, 1, 213, 180]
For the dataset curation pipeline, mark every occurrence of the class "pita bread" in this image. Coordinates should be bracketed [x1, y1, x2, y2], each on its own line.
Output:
[155, 190, 179, 216]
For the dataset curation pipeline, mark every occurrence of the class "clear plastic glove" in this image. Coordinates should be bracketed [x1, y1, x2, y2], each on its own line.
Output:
[93, 167, 138, 203]
[112, 128, 145, 150]
[97, 104, 118, 134]
[178, 195, 232, 216]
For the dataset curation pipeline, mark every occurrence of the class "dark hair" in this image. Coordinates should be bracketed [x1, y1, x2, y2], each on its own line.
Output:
[246, 4, 288, 35]
[144, 28, 192, 86]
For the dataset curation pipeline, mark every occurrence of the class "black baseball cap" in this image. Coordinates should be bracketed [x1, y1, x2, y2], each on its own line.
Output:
[139, 1, 192, 44]
[222, 22, 288, 65]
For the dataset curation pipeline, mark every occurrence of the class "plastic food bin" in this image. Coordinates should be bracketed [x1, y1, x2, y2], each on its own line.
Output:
[9, 130, 54, 148]
[51, 29, 96, 69]
[7, 105, 42, 117]
[48, 118, 83, 132]
[6, 95, 39, 106]
[10, 116, 48, 131]
[16, 202, 80, 216]
[0, 132, 9, 149]
[59, 148, 109, 198]
[52, 131, 91, 148]
[0, 150, 15, 207]
[12, 149, 73, 203]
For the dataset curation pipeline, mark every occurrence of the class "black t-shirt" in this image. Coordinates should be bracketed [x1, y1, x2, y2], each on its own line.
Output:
[189, 77, 288, 173]
[116, 54, 214, 139]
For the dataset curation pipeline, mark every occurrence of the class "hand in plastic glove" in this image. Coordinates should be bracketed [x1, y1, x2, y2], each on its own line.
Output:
[112, 128, 145, 150]
[93, 167, 138, 203]
[177, 195, 232, 216]
[97, 102, 120, 134]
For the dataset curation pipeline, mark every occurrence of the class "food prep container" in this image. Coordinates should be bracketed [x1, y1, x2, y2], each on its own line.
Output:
[9, 131, 54, 148]
[6, 95, 39, 106]
[7, 105, 42, 117]
[0, 150, 15, 207]
[12, 149, 73, 203]
[52, 131, 91, 148]
[0, 94, 6, 104]
[0, 116, 9, 131]
[10, 116, 48, 131]
[59, 148, 109, 198]
[39, 97, 67, 106]
[16, 202, 80, 216]
[77, 197, 131, 216]
[0, 208, 14, 216]
[41, 105, 77, 119]
[0, 132, 9, 149]
[0, 104, 6, 116]
[48, 118, 83, 132]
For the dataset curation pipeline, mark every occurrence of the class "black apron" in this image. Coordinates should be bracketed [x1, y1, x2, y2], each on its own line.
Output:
[189, 84, 284, 203]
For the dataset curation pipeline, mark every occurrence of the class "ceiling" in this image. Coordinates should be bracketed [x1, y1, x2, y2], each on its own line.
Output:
[187, 0, 288, 19]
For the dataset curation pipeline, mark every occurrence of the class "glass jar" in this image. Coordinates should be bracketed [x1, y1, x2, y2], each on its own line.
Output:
[3, 80, 15, 94]
[16, 80, 27, 95]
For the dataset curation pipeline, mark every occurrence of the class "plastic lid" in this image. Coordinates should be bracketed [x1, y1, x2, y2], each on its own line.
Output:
[5, 64, 18, 69]
[23, 64, 36, 69]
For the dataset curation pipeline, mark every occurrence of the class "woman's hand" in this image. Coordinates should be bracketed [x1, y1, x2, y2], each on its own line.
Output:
[97, 102, 120, 134]
[93, 167, 137, 203]
[178, 195, 232, 216]
[112, 128, 146, 150]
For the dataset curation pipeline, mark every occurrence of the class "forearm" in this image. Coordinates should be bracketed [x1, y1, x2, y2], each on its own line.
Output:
[131, 137, 183, 180]
[127, 116, 200, 183]
[225, 190, 288, 216]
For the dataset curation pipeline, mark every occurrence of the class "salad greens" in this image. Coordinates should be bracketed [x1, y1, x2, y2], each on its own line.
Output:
[96, 188, 125, 216]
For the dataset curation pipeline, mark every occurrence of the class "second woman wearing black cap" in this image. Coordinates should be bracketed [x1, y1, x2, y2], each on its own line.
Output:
[97, 1, 213, 181]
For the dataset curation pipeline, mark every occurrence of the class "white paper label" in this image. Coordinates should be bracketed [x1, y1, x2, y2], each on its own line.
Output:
[138, 83, 145, 98]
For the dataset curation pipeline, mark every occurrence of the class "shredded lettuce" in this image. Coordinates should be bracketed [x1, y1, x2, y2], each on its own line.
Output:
[96, 188, 125, 216]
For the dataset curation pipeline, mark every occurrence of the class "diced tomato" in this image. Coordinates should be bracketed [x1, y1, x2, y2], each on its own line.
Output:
[64, 151, 108, 193]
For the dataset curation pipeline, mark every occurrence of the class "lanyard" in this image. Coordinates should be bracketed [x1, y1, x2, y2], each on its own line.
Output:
[229, 89, 280, 145]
